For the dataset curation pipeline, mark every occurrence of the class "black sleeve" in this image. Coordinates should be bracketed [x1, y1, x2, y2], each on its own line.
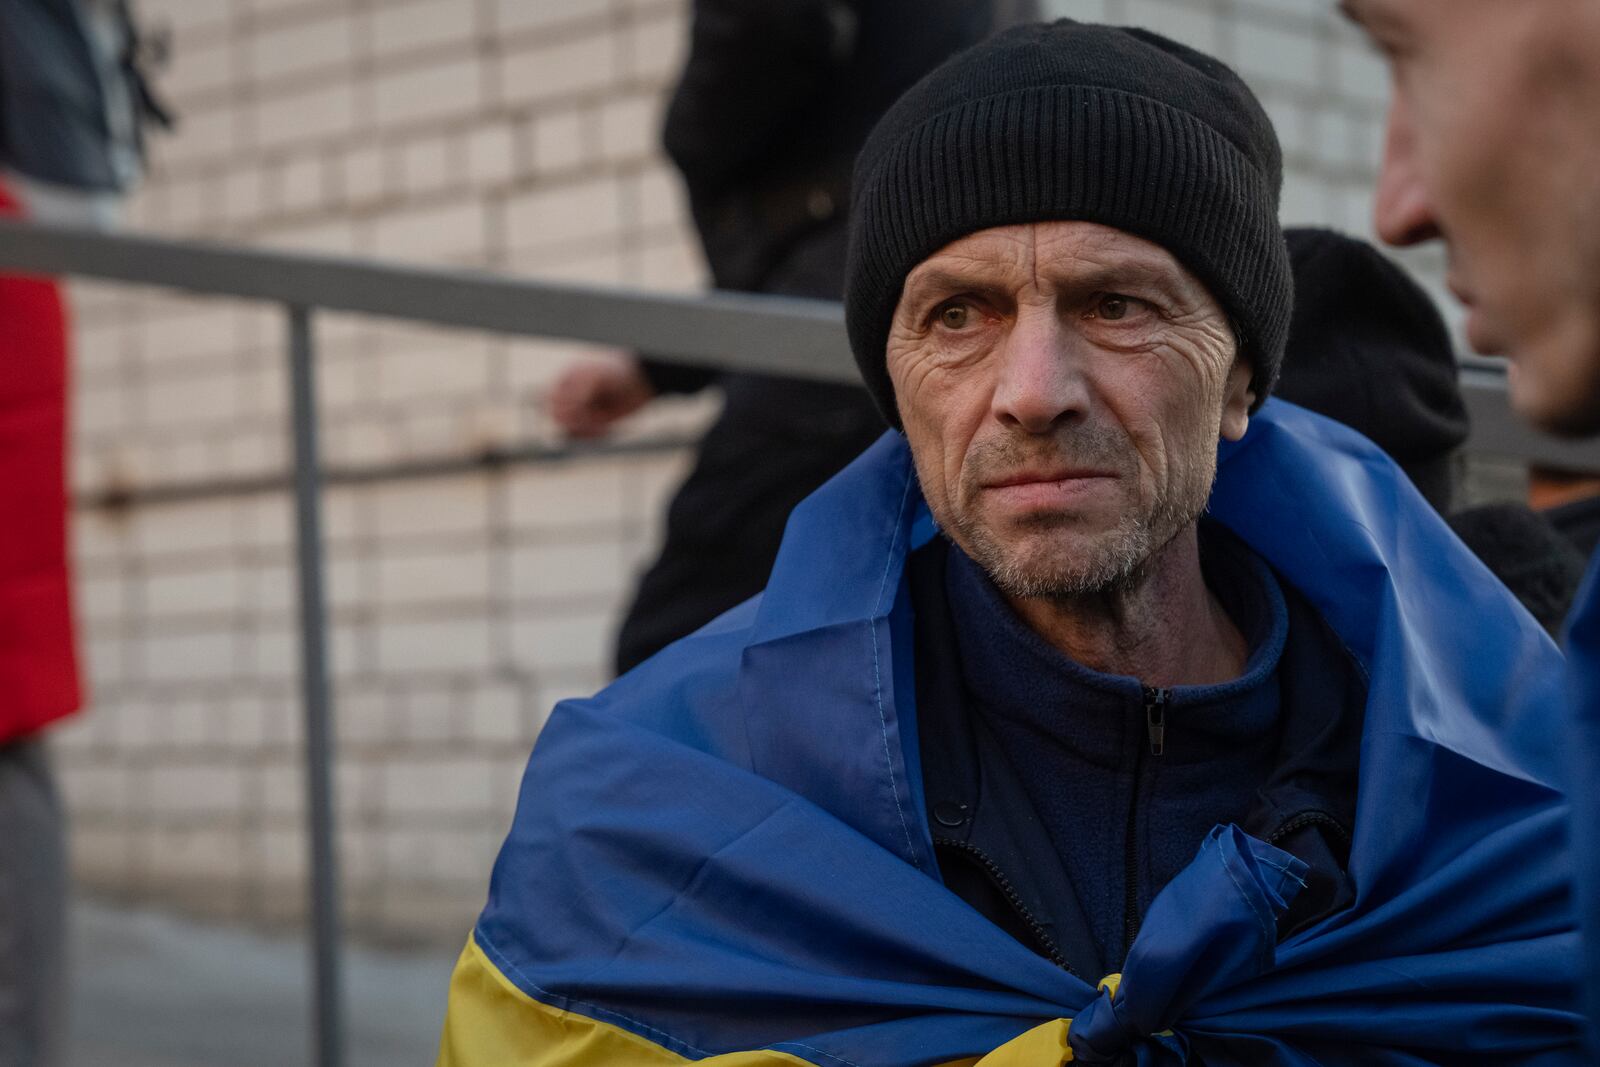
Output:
[661, 0, 855, 200]
[639, 357, 720, 397]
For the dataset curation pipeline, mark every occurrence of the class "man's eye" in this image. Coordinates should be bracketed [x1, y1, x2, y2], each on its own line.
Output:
[1091, 294, 1133, 321]
[938, 303, 972, 329]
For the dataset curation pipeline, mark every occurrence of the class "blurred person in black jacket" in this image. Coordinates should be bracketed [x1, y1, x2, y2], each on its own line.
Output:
[551, 0, 1029, 674]
[1278, 227, 1583, 635]
[1277, 228, 1470, 513]
[0, 0, 168, 220]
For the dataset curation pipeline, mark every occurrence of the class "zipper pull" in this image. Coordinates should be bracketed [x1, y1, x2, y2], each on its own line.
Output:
[1143, 686, 1168, 756]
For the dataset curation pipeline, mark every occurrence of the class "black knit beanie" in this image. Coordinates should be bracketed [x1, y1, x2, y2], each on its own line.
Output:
[1277, 227, 1470, 512]
[845, 19, 1292, 428]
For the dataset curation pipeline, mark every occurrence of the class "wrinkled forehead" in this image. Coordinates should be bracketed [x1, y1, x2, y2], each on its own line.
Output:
[899, 221, 1214, 309]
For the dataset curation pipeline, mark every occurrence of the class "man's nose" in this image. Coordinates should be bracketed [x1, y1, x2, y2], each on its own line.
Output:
[1373, 96, 1441, 247]
[990, 309, 1090, 434]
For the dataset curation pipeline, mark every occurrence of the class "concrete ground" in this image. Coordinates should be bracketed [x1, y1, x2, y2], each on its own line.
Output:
[67, 901, 457, 1067]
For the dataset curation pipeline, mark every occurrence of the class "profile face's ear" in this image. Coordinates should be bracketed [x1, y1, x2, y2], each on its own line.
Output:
[1219, 359, 1256, 442]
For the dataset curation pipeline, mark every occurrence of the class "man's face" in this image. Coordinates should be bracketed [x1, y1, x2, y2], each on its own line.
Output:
[1345, 0, 1600, 436]
[886, 221, 1253, 600]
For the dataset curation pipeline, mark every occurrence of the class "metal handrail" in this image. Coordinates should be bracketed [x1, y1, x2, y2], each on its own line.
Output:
[0, 220, 857, 381]
[1, 219, 1597, 1067]
[0, 218, 857, 1067]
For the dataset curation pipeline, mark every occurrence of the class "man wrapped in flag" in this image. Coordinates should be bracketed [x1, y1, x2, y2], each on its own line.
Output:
[439, 20, 1582, 1065]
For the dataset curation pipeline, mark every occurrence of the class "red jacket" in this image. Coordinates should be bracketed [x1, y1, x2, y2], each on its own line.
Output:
[0, 177, 82, 741]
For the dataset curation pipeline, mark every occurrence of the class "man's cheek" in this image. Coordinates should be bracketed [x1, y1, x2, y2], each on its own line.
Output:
[909, 446, 955, 526]
[1120, 413, 1168, 485]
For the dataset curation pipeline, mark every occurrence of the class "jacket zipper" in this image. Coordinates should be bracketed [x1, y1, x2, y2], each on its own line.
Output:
[1125, 687, 1169, 956]
[1143, 685, 1168, 756]
[933, 837, 1078, 978]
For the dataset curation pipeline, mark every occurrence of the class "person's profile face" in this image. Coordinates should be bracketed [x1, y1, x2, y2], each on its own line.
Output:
[883, 221, 1254, 601]
[1343, 0, 1600, 436]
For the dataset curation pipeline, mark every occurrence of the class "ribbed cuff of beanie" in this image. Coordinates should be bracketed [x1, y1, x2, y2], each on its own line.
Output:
[845, 85, 1292, 428]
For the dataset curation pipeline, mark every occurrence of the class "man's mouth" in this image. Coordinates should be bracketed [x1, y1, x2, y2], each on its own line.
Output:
[983, 467, 1115, 489]
[980, 469, 1118, 510]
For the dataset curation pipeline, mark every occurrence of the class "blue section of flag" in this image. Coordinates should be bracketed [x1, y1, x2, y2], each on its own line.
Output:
[476, 400, 1581, 1065]
[1562, 549, 1600, 1056]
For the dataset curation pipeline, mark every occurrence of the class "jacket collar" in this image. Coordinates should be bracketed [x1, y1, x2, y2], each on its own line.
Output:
[942, 522, 1290, 768]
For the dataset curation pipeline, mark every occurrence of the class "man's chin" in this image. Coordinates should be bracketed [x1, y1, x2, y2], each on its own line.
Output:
[958, 524, 1147, 600]
[1508, 341, 1600, 439]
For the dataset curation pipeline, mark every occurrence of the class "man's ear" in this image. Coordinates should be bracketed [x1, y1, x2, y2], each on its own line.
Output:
[1219, 359, 1256, 442]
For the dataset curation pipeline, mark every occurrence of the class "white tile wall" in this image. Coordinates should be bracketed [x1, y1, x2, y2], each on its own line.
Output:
[58, 0, 1418, 944]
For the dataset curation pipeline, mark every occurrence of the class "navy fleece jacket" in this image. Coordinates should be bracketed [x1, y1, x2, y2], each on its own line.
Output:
[944, 524, 1290, 971]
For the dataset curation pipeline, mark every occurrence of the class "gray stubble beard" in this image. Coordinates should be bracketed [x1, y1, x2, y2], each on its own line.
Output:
[946, 491, 1198, 602]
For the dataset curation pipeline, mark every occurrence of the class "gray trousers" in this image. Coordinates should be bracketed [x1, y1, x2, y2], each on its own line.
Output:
[0, 737, 65, 1067]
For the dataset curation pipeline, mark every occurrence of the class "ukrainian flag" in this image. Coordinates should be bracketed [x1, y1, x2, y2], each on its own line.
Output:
[440, 404, 1583, 1065]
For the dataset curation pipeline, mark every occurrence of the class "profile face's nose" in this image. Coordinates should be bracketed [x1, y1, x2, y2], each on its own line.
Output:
[1373, 93, 1442, 248]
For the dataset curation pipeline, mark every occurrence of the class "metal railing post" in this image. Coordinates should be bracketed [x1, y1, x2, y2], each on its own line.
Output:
[286, 304, 346, 1067]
